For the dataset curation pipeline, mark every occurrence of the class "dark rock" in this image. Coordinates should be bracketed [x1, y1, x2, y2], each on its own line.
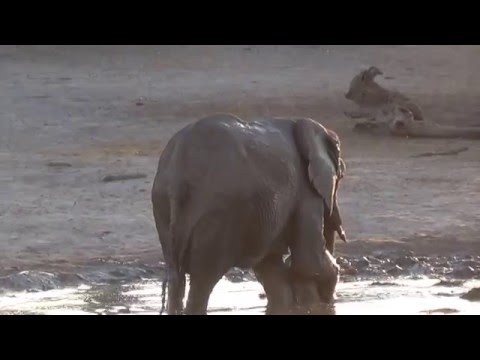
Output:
[461, 288, 480, 301]
[449, 266, 476, 279]
[0, 271, 61, 292]
[422, 308, 459, 314]
[336, 257, 351, 268]
[434, 279, 465, 287]
[356, 257, 371, 268]
[409, 263, 434, 276]
[434, 267, 450, 275]
[460, 260, 479, 269]
[437, 262, 452, 269]
[366, 256, 383, 265]
[387, 265, 404, 276]
[225, 268, 253, 283]
[395, 256, 419, 268]
[371, 281, 399, 286]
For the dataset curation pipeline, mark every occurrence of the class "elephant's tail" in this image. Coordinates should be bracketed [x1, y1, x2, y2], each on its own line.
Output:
[162, 186, 190, 315]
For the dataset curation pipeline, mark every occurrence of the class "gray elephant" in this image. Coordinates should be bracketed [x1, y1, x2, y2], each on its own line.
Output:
[151, 114, 346, 315]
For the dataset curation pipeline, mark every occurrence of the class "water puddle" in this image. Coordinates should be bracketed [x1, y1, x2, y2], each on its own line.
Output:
[1, 277, 479, 315]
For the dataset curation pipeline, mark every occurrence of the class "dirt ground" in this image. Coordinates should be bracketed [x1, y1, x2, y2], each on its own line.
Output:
[1, 45, 480, 277]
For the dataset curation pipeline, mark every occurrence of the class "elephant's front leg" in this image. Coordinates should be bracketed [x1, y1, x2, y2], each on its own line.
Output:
[253, 254, 295, 315]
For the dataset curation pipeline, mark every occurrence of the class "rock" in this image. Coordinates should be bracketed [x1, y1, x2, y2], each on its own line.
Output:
[336, 256, 351, 268]
[225, 268, 252, 283]
[437, 261, 452, 269]
[461, 288, 480, 301]
[356, 256, 371, 268]
[460, 260, 478, 269]
[450, 266, 476, 279]
[434, 279, 465, 287]
[409, 263, 434, 276]
[102, 173, 147, 182]
[387, 265, 404, 276]
[366, 256, 383, 265]
[422, 308, 459, 314]
[0, 271, 61, 292]
[434, 267, 449, 275]
[395, 255, 419, 268]
[371, 281, 399, 286]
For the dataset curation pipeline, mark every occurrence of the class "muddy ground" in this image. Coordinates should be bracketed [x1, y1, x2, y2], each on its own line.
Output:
[1, 45, 480, 313]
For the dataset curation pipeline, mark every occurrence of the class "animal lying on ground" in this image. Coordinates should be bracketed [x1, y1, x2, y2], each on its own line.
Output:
[152, 113, 346, 315]
[344, 66, 424, 121]
[354, 104, 480, 139]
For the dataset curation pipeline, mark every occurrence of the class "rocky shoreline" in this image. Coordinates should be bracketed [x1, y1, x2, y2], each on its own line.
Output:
[1, 254, 479, 297]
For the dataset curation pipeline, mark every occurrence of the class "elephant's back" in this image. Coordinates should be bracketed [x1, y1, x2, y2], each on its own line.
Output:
[177, 114, 299, 191]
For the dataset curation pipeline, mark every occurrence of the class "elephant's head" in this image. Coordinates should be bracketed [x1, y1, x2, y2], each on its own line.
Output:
[290, 119, 345, 305]
[294, 118, 345, 217]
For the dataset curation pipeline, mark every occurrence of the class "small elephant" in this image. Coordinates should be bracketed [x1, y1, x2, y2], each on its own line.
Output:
[152, 114, 346, 315]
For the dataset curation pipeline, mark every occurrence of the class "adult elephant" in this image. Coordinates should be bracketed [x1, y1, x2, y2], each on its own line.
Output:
[151, 114, 346, 315]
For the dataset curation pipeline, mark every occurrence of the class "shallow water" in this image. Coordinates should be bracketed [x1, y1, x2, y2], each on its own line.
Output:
[1, 277, 479, 315]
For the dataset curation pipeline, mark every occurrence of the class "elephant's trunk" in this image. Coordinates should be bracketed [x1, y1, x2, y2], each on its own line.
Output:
[324, 200, 346, 256]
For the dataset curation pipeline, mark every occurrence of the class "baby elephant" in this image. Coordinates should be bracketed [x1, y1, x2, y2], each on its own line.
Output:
[152, 113, 346, 315]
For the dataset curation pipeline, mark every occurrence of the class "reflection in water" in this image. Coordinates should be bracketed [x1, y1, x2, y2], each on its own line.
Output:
[0, 277, 479, 315]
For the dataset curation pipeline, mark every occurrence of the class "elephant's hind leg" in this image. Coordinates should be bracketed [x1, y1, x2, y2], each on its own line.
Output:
[184, 271, 224, 315]
[183, 214, 231, 315]
[167, 269, 186, 315]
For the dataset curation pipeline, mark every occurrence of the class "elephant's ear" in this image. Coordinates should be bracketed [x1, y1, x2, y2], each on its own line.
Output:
[294, 118, 339, 216]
